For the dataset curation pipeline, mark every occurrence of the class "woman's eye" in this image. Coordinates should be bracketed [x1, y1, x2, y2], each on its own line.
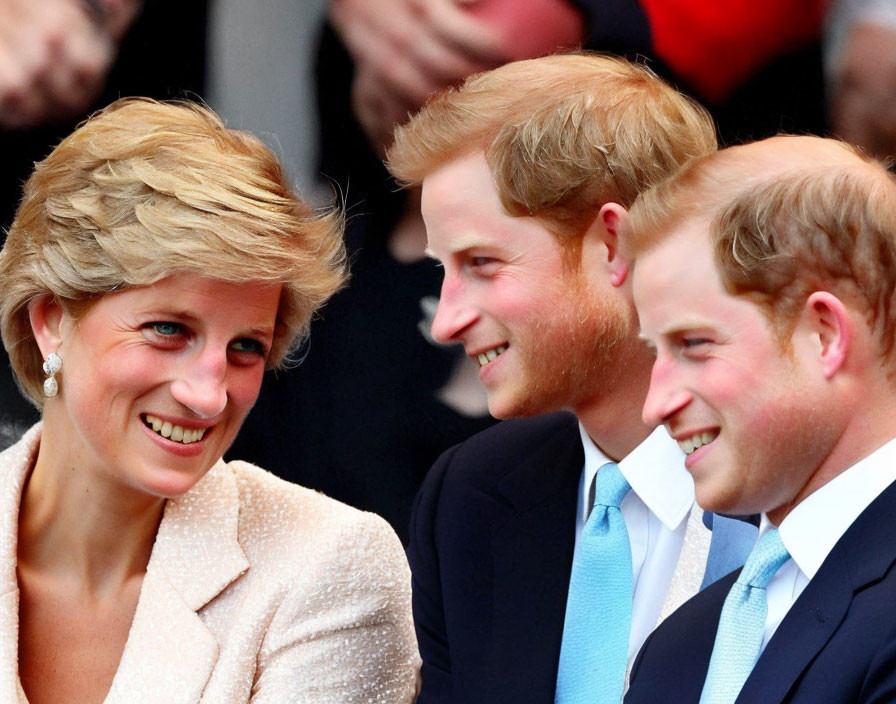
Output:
[149, 322, 183, 336]
[230, 338, 265, 356]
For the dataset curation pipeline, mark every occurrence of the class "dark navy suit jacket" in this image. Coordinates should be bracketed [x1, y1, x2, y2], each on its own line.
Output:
[408, 412, 756, 703]
[626, 478, 896, 703]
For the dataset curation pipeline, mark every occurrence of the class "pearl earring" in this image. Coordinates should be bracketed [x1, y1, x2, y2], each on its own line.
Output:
[42, 352, 62, 397]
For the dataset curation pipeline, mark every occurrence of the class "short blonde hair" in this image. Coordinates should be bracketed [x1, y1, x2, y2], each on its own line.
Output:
[387, 53, 717, 237]
[0, 98, 347, 407]
[628, 138, 896, 361]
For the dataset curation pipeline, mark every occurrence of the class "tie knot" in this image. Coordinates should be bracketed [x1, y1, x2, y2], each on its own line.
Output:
[738, 528, 790, 589]
[592, 462, 630, 510]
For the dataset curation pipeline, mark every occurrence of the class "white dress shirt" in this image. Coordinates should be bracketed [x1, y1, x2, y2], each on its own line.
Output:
[759, 435, 896, 653]
[575, 424, 695, 663]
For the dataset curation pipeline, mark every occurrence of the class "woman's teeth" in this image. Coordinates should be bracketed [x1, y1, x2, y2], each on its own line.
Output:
[144, 414, 208, 444]
[477, 345, 507, 367]
[679, 431, 718, 455]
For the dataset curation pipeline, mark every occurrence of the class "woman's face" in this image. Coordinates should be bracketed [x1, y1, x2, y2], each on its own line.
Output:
[42, 273, 281, 499]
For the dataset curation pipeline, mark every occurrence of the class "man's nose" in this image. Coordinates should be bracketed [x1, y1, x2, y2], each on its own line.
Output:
[430, 276, 478, 344]
[642, 354, 691, 427]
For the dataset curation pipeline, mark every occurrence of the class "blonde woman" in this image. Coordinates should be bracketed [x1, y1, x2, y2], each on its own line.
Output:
[0, 98, 419, 703]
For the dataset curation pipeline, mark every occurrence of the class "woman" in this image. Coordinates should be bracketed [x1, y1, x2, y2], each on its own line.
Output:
[0, 99, 419, 703]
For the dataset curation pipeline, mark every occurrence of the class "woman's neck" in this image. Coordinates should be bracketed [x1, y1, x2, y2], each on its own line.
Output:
[18, 437, 163, 596]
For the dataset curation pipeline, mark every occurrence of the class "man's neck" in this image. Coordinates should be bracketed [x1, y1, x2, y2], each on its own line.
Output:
[575, 391, 654, 463]
[768, 379, 896, 525]
[572, 340, 655, 461]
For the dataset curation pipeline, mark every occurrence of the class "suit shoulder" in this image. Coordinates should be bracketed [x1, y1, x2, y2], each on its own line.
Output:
[432, 411, 579, 477]
[414, 412, 582, 533]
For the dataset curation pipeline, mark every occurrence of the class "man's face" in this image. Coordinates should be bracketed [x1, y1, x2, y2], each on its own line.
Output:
[421, 151, 631, 419]
[634, 221, 837, 521]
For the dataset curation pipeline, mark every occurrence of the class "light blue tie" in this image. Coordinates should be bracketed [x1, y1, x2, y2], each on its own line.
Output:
[555, 462, 632, 704]
[700, 528, 791, 704]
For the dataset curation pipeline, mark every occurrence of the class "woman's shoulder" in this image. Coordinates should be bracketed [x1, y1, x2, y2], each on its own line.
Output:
[221, 458, 406, 570]
[0, 423, 40, 480]
[0, 419, 33, 455]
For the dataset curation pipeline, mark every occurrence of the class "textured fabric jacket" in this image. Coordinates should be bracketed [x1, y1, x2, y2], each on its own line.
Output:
[0, 425, 420, 703]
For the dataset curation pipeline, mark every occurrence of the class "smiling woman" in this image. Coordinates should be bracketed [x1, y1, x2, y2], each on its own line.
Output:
[0, 99, 419, 703]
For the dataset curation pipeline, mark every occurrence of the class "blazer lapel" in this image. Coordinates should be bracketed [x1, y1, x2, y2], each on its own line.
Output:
[0, 427, 40, 704]
[737, 481, 896, 703]
[658, 505, 712, 624]
[489, 416, 582, 701]
[105, 460, 249, 704]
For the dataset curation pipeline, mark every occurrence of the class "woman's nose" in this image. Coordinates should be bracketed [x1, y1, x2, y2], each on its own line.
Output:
[169, 351, 228, 418]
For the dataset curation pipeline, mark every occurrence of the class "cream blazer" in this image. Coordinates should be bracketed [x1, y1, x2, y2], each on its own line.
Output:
[0, 426, 420, 703]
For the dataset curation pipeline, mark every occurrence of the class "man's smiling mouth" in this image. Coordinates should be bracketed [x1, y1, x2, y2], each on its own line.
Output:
[678, 430, 718, 455]
[477, 345, 507, 367]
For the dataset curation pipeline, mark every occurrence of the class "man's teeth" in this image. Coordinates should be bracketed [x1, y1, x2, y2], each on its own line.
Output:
[144, 414, 208, 444]
[477, 345, 507, 367]
[678, 431, 718, 455]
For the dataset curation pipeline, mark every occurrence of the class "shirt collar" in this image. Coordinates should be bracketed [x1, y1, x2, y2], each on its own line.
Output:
[578, 423, 694, 530]
[771, 435, 896, 580]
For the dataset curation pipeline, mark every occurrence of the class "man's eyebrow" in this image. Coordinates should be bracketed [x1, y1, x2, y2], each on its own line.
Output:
[644, 318, 714, 342]
[637, 332, 655, 345]
[426, 231, 499, 263]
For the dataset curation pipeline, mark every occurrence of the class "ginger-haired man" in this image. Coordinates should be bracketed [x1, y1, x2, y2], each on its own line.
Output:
[387, 53, 757, 703]
[626, 135, 896, 702]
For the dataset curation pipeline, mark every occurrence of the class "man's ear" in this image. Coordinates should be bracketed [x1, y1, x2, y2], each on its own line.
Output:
[584, 202, 630, 287]
[799, 291, 852, 379]
[28, 296, 65, 358]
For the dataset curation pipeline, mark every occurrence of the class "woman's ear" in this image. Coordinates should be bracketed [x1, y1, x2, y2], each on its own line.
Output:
[28, 296, 65, 358]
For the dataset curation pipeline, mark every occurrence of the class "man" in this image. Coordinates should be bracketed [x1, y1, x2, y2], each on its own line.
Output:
[626, 135, 896, 702]
[386, 53, 757, 703]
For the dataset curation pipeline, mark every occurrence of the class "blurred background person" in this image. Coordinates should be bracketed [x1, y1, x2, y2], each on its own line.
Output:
[0, 0, 141, 130]
[826, 0, 896, 160]
[0, 0, 209, 438]
[0, 98, 418, 703]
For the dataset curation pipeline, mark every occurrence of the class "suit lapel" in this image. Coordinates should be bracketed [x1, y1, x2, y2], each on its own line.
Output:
[104, 460, 249, 704]
[738, 480, 896, 703]
[489, 415, 582, 702]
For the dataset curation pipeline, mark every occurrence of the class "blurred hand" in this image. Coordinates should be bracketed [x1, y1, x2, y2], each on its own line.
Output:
[830, 22, 896, 159]
[331, 0, 583, 155]
[0, 0, 141, 129]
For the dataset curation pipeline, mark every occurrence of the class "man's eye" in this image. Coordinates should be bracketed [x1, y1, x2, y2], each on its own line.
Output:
[150, 322, 183, 336]
[682, 337, 711, 348]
